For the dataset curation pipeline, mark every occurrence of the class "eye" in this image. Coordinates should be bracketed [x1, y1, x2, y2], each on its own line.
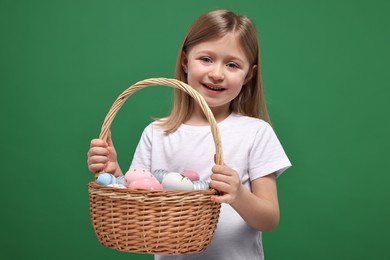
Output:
[226, 62, 239, 69]
[200, 56, 212, 63]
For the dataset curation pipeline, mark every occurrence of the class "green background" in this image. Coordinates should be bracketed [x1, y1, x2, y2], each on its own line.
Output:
[1, 0, 389, 259]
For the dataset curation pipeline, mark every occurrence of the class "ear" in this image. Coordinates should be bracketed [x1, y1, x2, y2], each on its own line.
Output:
[181, 51, 188, 73]
[244, 65, 257, 85]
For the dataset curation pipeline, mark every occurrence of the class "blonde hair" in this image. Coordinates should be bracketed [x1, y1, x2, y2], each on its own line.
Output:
[159, 9, 270, 133]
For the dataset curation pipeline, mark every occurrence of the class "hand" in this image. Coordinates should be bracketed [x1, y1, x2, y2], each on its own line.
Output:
[87, 130, 119, 175]
[209, 164, 242, 204]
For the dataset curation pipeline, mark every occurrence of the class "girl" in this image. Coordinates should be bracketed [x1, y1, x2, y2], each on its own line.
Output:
[87, 9, 291, 260]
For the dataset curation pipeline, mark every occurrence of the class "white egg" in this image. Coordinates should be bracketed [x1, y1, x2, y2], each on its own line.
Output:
[162, 172, 194, 191]
[107, 183, 127, 189]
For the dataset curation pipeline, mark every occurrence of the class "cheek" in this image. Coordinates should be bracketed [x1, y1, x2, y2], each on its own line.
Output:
[231, 85, 244, 98]
[187, 65, 205, 85]
[226, 75, 246, 96]
[230, 74, 247, 88]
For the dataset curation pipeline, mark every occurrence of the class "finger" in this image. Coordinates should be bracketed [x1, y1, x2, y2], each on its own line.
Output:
[88, 163, 106, 173]
[89, 147, 109, 157]
[90, 138, 107, 148]
[211, 165, 233, 177]
[106, 129, 114, 147]
[210, 179, 230, 193]
[89, 155, 109, 164]
[210, 173, 230, 183]
[210, 194, 231, 204]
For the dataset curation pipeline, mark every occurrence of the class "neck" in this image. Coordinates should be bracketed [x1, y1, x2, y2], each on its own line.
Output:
[185, 104, 231, 126]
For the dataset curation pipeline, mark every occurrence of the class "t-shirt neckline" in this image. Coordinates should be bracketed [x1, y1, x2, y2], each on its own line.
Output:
[180, 112, 236, 132]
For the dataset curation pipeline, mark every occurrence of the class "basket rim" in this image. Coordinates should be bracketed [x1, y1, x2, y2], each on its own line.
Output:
[88, 181, 219, 196]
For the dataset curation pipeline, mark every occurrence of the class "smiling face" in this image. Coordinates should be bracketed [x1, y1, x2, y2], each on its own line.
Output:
[182, 33, 254, 114]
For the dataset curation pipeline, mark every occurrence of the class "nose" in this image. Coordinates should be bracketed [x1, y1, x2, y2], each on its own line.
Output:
[208, 64, 224, 81]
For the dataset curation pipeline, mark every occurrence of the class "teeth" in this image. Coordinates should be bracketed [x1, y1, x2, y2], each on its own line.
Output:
[204, 84, 224, 90]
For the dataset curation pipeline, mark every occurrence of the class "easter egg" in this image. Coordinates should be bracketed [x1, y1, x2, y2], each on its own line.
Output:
[193, 180, 210, 190]
[96, 173, 116, 186]
[116, 176, 126, 186]
[181, 170, 200, 182]
[107, 183, 127, 189]
[152, 169, 169, 183]
[128, 177, 163, 190]
[125, 168, 154, 185]
[162, 172, 193, 191]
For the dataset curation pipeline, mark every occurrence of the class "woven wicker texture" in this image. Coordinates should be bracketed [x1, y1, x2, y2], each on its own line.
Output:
[89, 78, 223, 255]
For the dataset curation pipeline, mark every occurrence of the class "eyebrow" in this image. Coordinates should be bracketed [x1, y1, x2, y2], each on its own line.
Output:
[194, 50, 245, 63]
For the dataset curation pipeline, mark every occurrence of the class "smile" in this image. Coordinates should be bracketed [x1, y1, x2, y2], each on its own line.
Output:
[202, 83, 225, 91]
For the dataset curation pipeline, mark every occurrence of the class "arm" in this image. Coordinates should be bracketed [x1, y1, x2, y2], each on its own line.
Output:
[210, 165, 280, 232]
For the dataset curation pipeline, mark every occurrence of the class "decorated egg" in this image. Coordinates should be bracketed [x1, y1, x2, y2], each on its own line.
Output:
[193, 180, 210, 190]
[96, 173, 117, 186]
[128, 177, 163, 190]
[181, 170, 200, 182]
[162, 172, 193, 191]
[125, 168, 154, 185]
[152, 169, 169, 183]
[115, 176, 126, 186]
[107, 183, 127, 189]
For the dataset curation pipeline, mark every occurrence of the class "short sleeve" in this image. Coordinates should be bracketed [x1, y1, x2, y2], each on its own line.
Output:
[249, 123, 292, 179]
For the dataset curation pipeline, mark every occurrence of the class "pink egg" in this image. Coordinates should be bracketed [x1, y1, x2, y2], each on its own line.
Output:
[124, 168, 154, 185]
[128, 177, 163, 190]
[181, 170, 200, 182]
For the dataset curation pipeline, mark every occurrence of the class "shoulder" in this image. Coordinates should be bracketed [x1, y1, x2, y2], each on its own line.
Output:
[139, 119, 165, 138]
[144, 118, 168, 131]
[222, 114, 280, 146]
[226, 113, 271, 131]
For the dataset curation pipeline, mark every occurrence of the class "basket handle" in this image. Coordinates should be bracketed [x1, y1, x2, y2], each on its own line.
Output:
[99, 78, 224, 165]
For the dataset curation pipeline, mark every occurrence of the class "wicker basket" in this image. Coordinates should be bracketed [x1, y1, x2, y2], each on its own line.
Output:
[88, 78, 223, 255]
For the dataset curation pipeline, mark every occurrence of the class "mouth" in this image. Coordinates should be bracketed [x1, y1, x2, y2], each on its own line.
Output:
[202, 83, 226, 91]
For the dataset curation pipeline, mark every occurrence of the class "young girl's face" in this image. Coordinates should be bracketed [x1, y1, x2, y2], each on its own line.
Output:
[182, 33, 254, 112]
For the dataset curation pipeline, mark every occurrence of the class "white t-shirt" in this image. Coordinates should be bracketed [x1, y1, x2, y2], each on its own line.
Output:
[130, 113, 292, 260]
